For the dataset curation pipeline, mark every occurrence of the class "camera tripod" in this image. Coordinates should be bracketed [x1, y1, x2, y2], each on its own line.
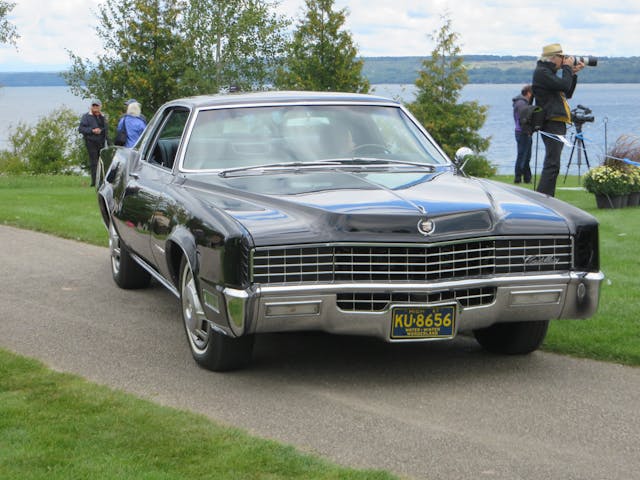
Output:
[563, 121, 591, 183]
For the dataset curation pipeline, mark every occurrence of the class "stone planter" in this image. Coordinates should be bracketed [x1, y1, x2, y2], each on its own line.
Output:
[595, 194, 627, 209]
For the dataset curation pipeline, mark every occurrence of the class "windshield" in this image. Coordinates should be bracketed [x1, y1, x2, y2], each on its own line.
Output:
[181, 104, 450, 171]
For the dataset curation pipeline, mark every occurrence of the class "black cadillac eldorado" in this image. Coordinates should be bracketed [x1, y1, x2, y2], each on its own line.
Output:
[97, 91, 603, 371]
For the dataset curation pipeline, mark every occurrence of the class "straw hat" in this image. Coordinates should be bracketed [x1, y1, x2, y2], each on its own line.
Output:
[541, 43, 563, 58]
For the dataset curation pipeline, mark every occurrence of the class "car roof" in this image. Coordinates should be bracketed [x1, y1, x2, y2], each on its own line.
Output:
[162, 90, 401, 109]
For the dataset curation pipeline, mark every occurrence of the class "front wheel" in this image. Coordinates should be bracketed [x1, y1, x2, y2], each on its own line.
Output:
[179, 258, 254, 371]
[473, 320, 549, 355]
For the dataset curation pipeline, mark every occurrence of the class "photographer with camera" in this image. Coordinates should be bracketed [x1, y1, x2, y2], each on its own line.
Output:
[532, 43, 585, 196]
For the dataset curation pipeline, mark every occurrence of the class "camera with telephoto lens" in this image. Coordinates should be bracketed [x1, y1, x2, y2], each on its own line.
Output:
[572, 55, 598, 67]
[571, 105, 595, 125]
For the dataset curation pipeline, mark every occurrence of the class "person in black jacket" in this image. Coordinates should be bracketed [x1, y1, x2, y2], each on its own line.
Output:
[78, 99, 108, 187]
[532, 43, 584, 196]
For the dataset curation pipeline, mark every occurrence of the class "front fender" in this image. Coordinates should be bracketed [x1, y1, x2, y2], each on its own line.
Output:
[165, 226, 242, 337]
[165, 225, 198, 287]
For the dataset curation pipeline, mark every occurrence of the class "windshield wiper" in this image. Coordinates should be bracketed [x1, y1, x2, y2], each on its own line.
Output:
[327, 158, 437, 170]
[218, 158, 436, 177]
[218, 161, 344, 177]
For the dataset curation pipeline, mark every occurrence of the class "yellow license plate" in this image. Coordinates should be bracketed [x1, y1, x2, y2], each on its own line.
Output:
[391, 305, 456, 339]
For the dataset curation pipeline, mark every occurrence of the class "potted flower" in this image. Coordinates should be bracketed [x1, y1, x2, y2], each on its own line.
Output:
[582, 164, 630, 208]
[628, 167, 640, 207]
[604, 135, 640, 207]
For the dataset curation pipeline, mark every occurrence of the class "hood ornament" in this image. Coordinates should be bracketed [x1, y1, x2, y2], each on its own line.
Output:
[417, 218, 435, 236]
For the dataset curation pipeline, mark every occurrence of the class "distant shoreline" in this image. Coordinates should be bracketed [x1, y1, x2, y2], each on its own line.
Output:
[1, 55, 639, 86]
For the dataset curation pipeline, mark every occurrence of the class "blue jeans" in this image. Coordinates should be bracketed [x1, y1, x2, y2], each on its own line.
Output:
[514, 131, 532, 182]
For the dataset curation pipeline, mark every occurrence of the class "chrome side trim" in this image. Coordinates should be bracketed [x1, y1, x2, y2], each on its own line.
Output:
[130, 252, 179, 298]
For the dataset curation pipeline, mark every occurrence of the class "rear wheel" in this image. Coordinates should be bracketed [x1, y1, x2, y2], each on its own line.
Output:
[108, 222, 151, 289]
[179, 258, 254, 371]
[473, 320, 549, 355]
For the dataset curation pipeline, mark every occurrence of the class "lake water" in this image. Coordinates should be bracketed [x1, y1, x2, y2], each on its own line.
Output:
[2, 84, 639, 175]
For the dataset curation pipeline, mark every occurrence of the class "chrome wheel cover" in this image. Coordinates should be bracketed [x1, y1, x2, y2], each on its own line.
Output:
[181, 263, 210, 353]
[108, 222, 121, 277]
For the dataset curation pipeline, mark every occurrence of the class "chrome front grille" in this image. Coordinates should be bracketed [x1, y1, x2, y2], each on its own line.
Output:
[337, 288, 496, 312]
[251, 237, 572, 285]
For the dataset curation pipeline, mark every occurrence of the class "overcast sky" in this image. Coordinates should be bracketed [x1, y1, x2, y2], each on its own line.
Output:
[1, 0, 638, 71]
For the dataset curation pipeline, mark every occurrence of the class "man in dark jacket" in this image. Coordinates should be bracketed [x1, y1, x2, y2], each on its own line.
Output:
[78, 99, 108, 187]
[532, 43, 584, 196]
[512, 84, 533, 184]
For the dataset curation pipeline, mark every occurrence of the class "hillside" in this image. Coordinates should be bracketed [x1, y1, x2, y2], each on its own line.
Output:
[362, 55, 640, 84]
[1, 56, 639, 86]
[0, 72, 68, 87]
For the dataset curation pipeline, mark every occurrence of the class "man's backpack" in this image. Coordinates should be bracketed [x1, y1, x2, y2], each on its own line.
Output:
[519, 105, 545, 135]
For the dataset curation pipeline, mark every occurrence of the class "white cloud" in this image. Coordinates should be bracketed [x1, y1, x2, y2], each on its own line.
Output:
[0, 0, 638, 71]
[1, 0, 101, 70]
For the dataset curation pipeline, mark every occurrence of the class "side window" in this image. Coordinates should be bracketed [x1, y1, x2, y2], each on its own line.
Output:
[145, 108, 190, 170]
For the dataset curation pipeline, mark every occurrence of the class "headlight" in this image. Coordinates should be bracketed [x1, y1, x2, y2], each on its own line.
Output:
[574, 224, 599, 272]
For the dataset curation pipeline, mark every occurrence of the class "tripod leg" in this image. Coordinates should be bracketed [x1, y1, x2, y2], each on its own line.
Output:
[563, 137, 578, 184]
[581, 139, 591, 169]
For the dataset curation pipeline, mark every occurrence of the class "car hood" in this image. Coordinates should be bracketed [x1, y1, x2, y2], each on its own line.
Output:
[184, 170, 571, 245]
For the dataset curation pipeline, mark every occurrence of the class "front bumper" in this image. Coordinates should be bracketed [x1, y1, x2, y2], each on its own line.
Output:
[216, 271, 604, 341]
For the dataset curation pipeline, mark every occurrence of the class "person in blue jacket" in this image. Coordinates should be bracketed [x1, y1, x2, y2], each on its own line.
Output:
[116, 100, 147, 148]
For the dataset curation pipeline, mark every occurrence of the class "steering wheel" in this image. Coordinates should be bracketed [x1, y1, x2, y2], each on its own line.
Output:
[351, 143, 390, 156]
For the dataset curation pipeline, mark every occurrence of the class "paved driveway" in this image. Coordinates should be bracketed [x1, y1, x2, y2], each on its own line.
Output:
[1, 225, 638, 480]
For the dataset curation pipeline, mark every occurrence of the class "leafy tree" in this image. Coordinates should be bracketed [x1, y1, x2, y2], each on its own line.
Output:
[0, 0, 18, 46]
[64, 0, 190, 126]
[182, 0, 289, 93]
[65, 0, 290, 130]
[276, 0, 369, 93]
[407, 15, 489, 159]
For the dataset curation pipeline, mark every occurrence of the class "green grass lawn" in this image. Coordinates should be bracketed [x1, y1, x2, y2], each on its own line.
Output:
[1, 173, 638, 366]
[0, 175, 107, 246]
[0, 349, 396, 480]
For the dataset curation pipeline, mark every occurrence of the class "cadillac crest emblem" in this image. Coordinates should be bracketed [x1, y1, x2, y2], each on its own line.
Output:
[417, 218, 435, 236]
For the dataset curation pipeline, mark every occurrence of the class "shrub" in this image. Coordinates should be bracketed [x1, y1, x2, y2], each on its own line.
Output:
[0, 107, 88, 175]
[462, 154, 497, 178]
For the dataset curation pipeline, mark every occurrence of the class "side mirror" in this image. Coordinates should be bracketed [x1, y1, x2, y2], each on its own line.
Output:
[453, 147, 474, 177]
[454, 147, 474, 165]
